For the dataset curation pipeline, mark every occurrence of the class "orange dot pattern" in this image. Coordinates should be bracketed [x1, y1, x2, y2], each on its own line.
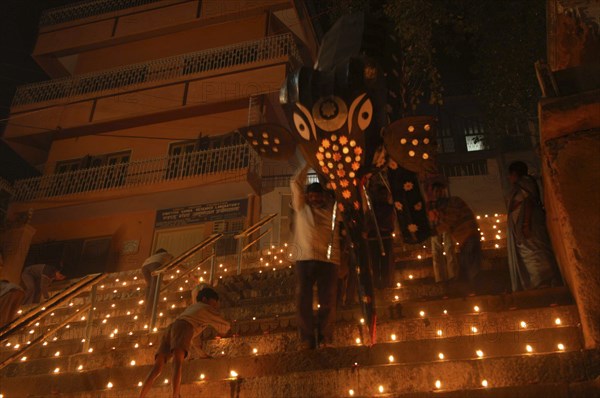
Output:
[396, 123, 434, 165]
[247, 129, 282, 154]
[315, 134, 362, 213]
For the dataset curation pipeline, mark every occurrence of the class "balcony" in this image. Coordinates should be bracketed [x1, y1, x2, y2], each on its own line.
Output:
[12, 144, 261, 203]
[33, 0, 291, 77]
[39, 0, 165, 26]
[39, 0, 287, 27]
[4, 34, 296, 143]
[13, 34, 299, 108]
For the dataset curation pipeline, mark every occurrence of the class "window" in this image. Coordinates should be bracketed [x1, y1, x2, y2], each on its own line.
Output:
[441, 159, 489, 177]
[153, 226, 204, 258]
[166, 132, 245, 179]
[104, 152, 130, 188]
[51, 151, 130, 196]
[437, 124, 456, 153]
[460, 118, 487, 152]
[26, 236, 112, 277]
[55, 159, 81, 174]
[168, 141, 198, 179]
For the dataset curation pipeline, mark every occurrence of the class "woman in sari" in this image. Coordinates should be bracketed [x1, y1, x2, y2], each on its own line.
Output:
[507, 161, 560, 291]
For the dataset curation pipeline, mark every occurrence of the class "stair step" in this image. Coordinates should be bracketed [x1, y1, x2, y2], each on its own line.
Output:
[1, 325, 583, 378]
[7, 349, 599, 397]
[1, 287, 574, 348]
[1, 304, 580, 377]
[5, 242, 586, 398]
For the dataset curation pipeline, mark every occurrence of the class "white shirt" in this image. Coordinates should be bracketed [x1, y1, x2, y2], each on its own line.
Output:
[142, 252, 173, 267]
[290, 164, 340, 264]
[177, 302, 230, 337]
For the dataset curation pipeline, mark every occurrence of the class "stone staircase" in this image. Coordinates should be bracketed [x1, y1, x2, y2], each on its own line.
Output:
[1, 243, 599, 397]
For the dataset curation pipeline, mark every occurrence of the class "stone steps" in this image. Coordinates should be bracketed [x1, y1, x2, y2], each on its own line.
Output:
[1, 301, 580, 377]
[1, 285, 574, 349]
[44, 245, 510, 305]
[2, 243, 591, 398]
[0, 323, 582, 378]
[11, 349, 600, 397]
[8, 257, 554, 332]
[395, 380, 600, 398]
[34, 246, 511, 331]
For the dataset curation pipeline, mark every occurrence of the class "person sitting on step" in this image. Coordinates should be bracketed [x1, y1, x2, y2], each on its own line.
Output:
[139, 286, 230, 398]
[21, 262, 66, 305]
[428, 182, 481, 294]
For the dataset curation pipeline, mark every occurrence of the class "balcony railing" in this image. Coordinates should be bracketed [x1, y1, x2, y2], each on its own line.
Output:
[12, 33, 299, 107]
[261, 173, 320, 190]
[0, 177, 13, 195]
[39, 0, 163, 26]
[12, 144, 261, 202]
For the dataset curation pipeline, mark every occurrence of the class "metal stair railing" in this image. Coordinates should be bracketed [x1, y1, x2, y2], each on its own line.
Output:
[0, 235, 223, 370]
[0, 273, 107, 370]
[234, 214, 277, 275]
[148, 233, 223, 331]
[0, 273, 106, 341]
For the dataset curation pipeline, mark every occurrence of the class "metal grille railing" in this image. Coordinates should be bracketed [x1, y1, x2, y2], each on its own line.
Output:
[441, 159, 489, 177]
[12, 34, 299, 107]
[261, 173, 320, 189]
[0, 177, 13, 195]
[12, 144, 261, 202]
[39, 0, 166, 26]
[39, 0, 282, 27]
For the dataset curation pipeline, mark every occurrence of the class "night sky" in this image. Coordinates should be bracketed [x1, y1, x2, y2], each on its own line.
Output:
[0, 0, 79, 181]
[0, 1, 76, 121]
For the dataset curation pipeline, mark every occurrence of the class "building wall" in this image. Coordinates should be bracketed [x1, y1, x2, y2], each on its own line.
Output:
[74, 14, 268, 74]
[29, 194, 254, 273]
[447, 159, 506, 216]
[31, 209, 155, 272]
[45, 108, 248, 170]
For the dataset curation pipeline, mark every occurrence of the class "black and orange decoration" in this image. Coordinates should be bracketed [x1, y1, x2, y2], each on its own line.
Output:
[234, 12, 437, 344]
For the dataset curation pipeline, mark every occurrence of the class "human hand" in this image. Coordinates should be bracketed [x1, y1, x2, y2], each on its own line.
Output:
[427, 210, 439, 223]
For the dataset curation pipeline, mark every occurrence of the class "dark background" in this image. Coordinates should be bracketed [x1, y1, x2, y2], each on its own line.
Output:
[0, 0, 79, 182]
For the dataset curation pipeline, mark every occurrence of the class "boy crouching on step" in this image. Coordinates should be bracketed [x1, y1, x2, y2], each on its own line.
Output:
[139, 287, 230, 398]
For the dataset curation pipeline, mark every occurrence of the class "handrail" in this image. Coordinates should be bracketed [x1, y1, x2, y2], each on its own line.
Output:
[0, 235, 224, 370]
[0, 273, 108, 370]
[151, 234, 222, 277]
[242, 228, 271, 253]
[149, 234, 222, 330]
[234, 214, 277, 274]
[234, 213, 277, 238]
[0, 294, 98, 369]
[160, 253, 215, 292]
[0, 273, 105, 341]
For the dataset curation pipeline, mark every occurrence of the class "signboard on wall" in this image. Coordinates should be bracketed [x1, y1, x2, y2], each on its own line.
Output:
[155, 199, 248, 229]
